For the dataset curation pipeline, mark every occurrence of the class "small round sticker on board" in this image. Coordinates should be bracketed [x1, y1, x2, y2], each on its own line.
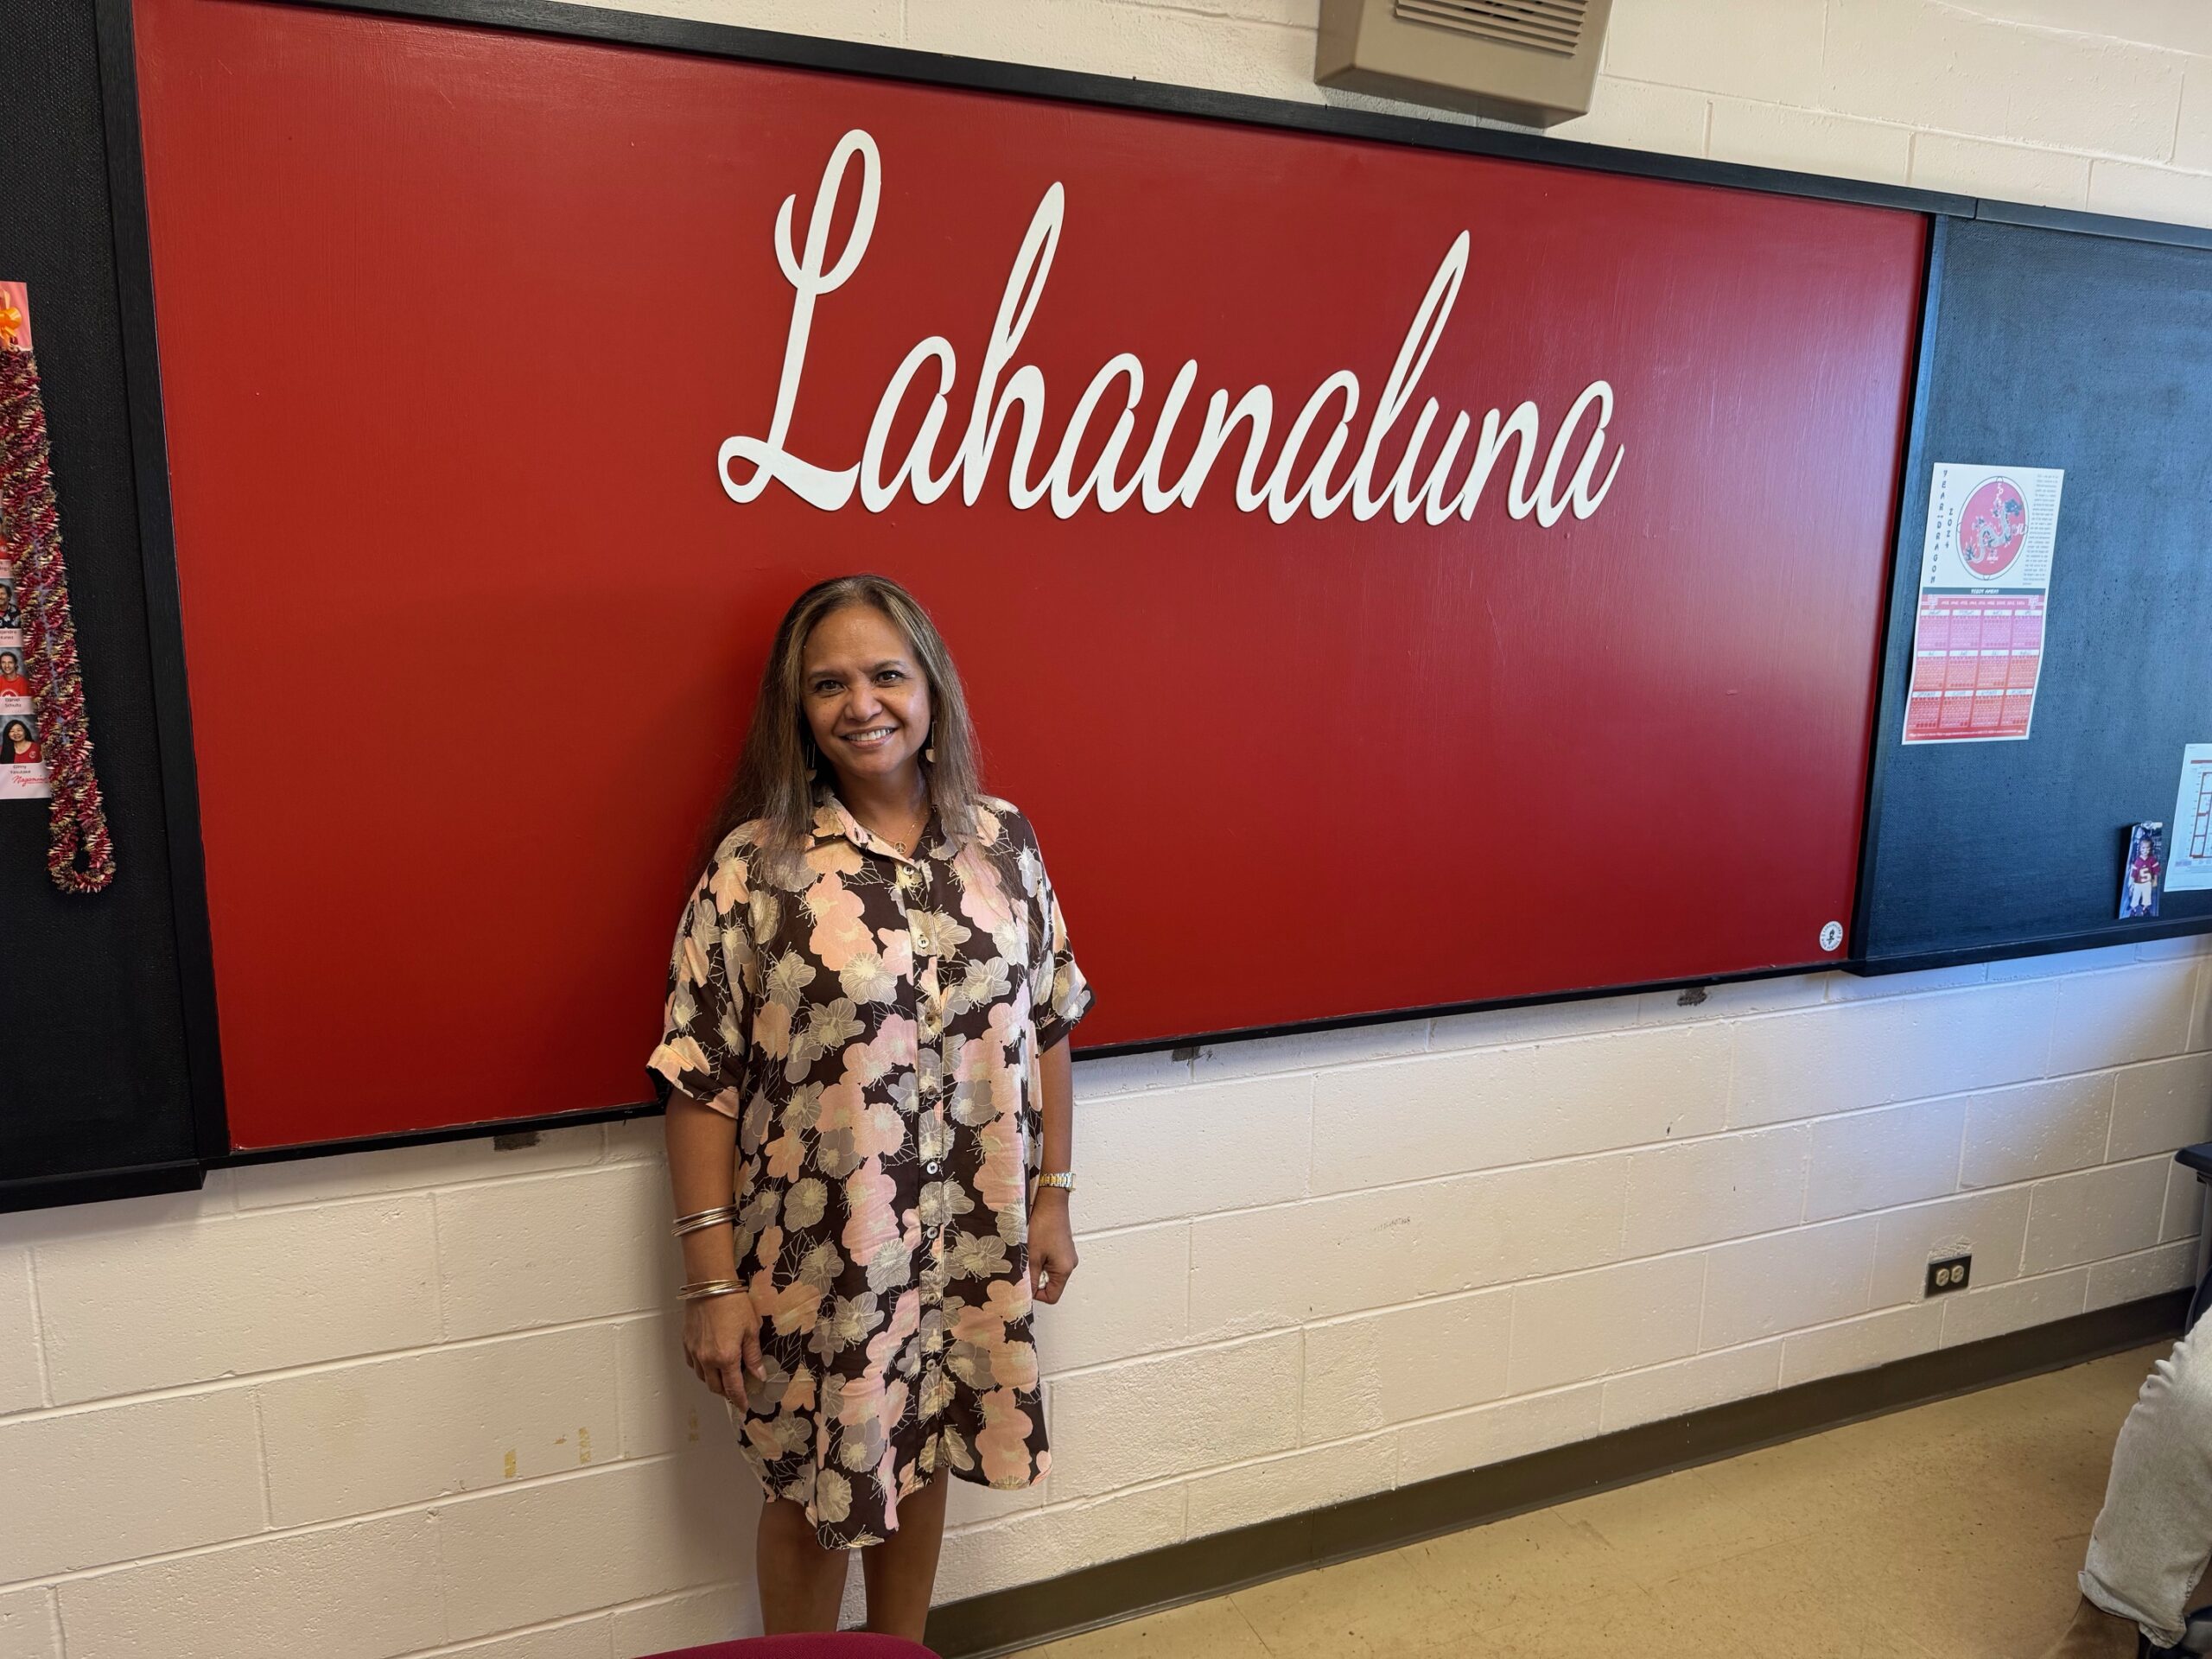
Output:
[1820, 921, 1844, 952]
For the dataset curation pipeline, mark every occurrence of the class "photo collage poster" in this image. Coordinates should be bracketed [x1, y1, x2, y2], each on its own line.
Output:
[0, 278, 53, 800]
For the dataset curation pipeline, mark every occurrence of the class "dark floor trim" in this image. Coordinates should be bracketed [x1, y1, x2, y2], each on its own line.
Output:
[925, 1290, 2188, 1657]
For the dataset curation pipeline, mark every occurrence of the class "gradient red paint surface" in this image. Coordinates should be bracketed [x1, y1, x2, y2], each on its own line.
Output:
[131, 0, 1925, 1148]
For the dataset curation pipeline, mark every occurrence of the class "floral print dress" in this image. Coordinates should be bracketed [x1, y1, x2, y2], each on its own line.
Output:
[650, 788, 1093, 1549]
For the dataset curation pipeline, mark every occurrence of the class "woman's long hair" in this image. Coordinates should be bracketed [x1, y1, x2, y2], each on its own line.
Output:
[701, 574, 985, 867]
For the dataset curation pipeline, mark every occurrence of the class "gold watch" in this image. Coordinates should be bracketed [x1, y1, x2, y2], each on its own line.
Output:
[1035, 1170, 1076, 1192]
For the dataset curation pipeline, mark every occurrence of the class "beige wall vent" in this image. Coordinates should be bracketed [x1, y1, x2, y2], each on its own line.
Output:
[1315, 0, 1613, 126]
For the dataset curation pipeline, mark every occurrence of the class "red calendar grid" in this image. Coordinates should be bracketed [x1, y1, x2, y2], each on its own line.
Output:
[1903, 593, 2045, 742]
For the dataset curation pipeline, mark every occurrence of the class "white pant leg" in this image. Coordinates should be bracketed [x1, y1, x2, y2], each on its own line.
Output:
[2083, 1317, 2212, 1649]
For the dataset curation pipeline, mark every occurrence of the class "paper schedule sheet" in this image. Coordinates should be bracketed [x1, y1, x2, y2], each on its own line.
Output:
[1900, 462, 2064, 746]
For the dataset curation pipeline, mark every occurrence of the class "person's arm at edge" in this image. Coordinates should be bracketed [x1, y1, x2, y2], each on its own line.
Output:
[665, 1090, 765, 1388]
[1030, 1033, 1077, 1305]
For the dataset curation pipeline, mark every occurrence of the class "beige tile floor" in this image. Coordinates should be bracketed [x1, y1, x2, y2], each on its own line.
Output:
[1027, 1345, 2167, 1659]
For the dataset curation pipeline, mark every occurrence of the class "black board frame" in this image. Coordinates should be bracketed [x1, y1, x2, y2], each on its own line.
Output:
[95, 0, 230, 1173]
[0, 0, 219, 1212]
[10, 0, 2204, 1203]
[1849, 210, 2212, 975]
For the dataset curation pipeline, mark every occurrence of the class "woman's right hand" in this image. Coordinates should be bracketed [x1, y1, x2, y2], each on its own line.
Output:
[685, 1294, 766, 1400]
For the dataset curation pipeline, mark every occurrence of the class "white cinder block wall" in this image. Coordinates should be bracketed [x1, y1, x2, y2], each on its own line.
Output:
[9, 3, 2212, 1655]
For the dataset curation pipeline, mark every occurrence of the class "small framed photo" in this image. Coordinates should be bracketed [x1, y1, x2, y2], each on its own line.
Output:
[0, 710, 48, 800]
[2120, 822, 2166, 920]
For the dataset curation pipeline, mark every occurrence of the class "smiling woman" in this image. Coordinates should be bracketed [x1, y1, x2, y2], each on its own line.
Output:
[649, 573, 1094, 1638]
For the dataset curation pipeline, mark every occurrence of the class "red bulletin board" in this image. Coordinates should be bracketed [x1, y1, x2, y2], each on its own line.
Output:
[130, 0, 1926, 1151]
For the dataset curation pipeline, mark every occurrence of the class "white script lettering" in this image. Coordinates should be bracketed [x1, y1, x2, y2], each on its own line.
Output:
[718, 130, 1627, 526]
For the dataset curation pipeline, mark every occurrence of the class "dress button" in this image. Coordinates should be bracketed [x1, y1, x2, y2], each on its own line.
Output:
[925, 1160, 941, 1175]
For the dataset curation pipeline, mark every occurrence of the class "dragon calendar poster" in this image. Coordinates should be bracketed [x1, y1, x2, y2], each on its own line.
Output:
[1900, 462, 2065, 746]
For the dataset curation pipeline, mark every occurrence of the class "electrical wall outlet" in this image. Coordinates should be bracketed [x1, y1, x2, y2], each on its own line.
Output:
[1926, 1254, 1972, 1296]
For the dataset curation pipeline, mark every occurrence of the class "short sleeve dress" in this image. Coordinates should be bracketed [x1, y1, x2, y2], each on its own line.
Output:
[648, 787, 1094, 1549]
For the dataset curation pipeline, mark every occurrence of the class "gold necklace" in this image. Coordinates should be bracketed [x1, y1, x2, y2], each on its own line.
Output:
[882, 798, 928, 855]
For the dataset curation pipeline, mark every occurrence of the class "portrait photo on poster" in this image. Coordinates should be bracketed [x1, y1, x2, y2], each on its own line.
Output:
[2120, 821, 2166, 920]
[1, 710, 50, 802]
[0, 554, 49, 802]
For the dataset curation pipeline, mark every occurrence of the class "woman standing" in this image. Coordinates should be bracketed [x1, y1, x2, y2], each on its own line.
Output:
[651, 574, 1093, 1639]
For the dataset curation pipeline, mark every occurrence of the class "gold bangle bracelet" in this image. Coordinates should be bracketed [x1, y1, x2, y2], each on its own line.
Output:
[673, 1211, 739, 1237]
[678, 1279, 746, 1301]
[670, 1205, 739, 1236]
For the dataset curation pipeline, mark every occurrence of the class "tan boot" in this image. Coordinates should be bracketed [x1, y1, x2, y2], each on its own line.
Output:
[2037, 1596, 2148, 1659]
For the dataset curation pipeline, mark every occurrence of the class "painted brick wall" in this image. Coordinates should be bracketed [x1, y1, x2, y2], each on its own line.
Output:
[8, 3, 2212, 1655]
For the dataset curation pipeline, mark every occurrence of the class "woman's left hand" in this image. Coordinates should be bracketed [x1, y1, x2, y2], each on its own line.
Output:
[1030, 1189, 1078, 1305]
